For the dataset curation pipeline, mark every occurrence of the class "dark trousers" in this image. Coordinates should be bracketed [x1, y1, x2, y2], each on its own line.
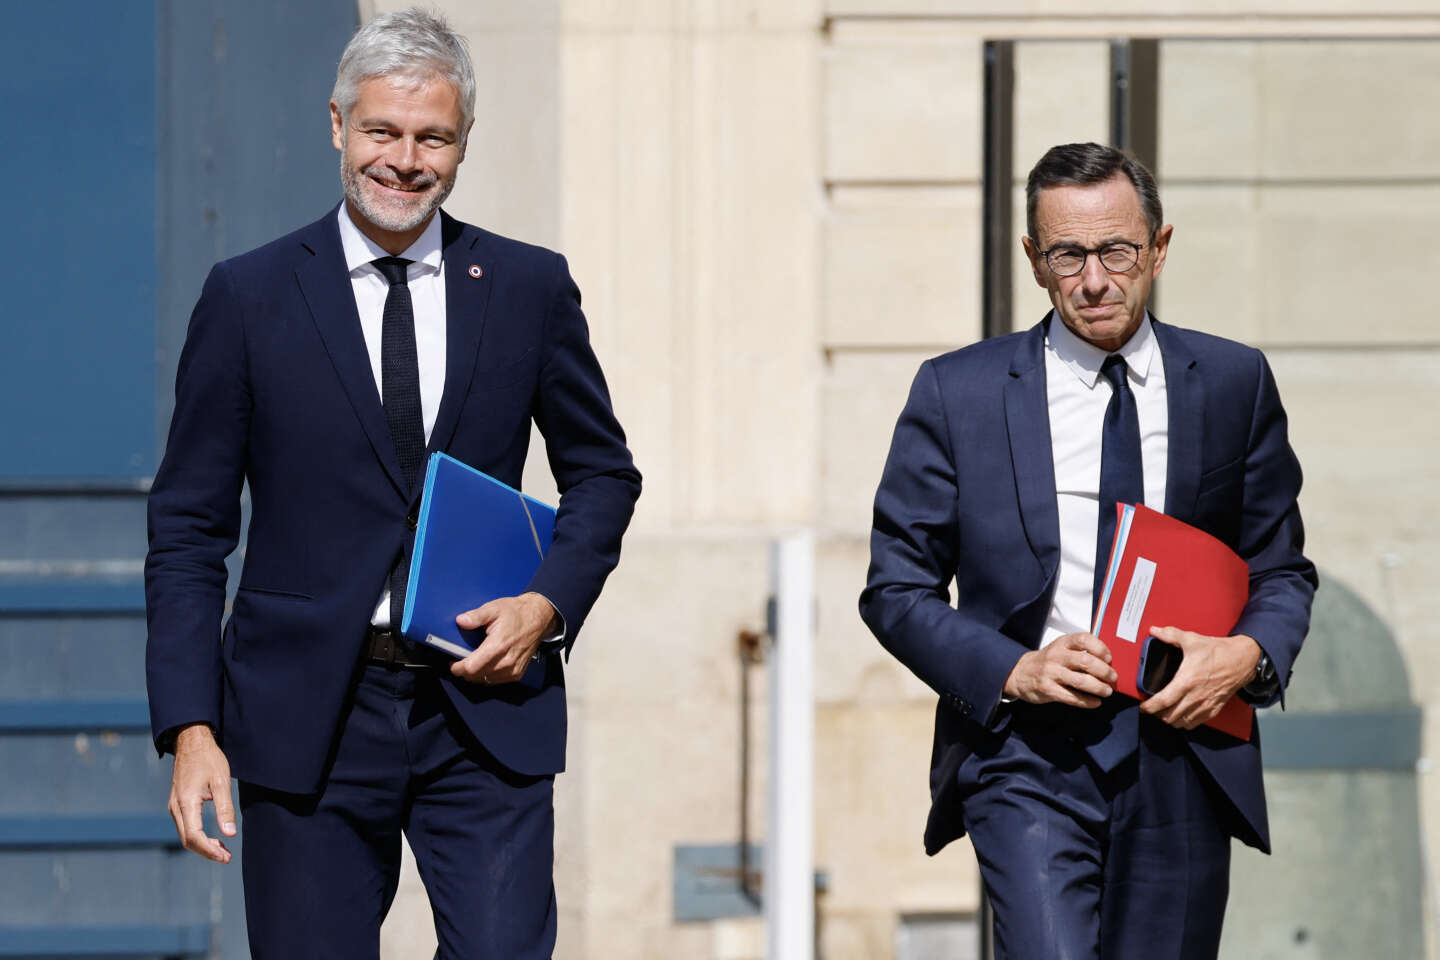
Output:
[960, 703, 1231, 960]
[238, 662, 557, 960]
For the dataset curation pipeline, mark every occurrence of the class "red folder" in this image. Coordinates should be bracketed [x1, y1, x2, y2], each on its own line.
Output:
[1092, 504, 1254, 741]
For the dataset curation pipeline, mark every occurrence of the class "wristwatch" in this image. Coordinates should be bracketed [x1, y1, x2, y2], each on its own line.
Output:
[1242, 651, 1278, 699]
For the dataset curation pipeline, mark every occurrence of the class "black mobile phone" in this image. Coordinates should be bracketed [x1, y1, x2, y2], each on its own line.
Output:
[1137, 636, 1184, 696]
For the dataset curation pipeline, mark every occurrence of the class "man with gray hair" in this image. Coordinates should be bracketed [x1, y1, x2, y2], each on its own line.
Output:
[145, 9, 640, 957]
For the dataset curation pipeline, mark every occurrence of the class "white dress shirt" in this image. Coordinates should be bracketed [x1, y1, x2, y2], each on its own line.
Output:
[338, 206, 448, 627]
[1040, 312, 1168, 648]
[340, 206, 564, 644]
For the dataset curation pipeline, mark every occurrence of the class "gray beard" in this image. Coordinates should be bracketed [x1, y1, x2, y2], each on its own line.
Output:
[340, 155, 454, 234]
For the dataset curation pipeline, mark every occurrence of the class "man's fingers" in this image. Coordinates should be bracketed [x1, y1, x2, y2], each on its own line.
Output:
[456, 600, 502, 631]
[167, 797, 185, 845]
[179, 794, 230, 863]
[1061, 669, 1113, 700]
[1056, 632, 1112, 662]
[453, 638, 504, 680]
[1169, 694, 1225, 730]
[176, 790, 202, 845]
[1082, 634, 1112, 662]
[448, 595, 551, 684]
[1045, 680, 1102, 709]
[168, 737, 234, 862]
[483, 647, 533, 685]
[1148, 625, 1199, 651]
[212, 780, 237, 837]
[1063, 649, 1118, 685]
[1140, 681, 1180, 714]
[452, 652, 490, 679]
[1010, 641, 1120, 707]
[1143, 653, 1194, 701]
[1156, 704, 1197, 729]
[1141, 669, 1227, 730]
[179, 795, 207, 854]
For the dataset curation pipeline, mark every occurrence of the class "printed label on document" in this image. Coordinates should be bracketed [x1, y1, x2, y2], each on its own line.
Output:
[1116, 557, 1157, 643]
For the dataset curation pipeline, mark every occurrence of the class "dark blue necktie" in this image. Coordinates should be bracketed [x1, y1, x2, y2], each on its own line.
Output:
[1088, 354, 1144, 771]
[374, 256, 425, 632]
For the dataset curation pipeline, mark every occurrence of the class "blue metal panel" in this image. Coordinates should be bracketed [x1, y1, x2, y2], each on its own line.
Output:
[0, 580, 145, 615]
[0, 815, 178, 849]
[673, 843, 764, 922]
[0, 616, 148, 700]
[0, 700, 151, 733]
[0, 736, 168, 814]
[1260, 708, 1422, 771]
[150, 13, 361, 955]
[155, 0, 361, 447]
[0, 3, 158, 481]
[0, 496, 149, 560]
[2, 2, 358, 957]
[672, 843, 831, 922]
[0, 924, 210, 957]
[0, 849, 213, 926]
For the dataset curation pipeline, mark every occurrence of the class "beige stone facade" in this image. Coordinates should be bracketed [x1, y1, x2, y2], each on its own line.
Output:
[367, 2, 1440, 957]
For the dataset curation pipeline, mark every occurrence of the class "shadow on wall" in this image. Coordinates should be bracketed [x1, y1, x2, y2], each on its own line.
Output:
[1224, 572, 1423, 959]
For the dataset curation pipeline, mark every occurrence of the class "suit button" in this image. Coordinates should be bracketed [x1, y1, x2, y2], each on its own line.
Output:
[405, 513, 418, 531]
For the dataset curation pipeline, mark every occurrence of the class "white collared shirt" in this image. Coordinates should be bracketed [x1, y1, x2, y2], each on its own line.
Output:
[339, 207, 565, 644]
[1040, 312, 1169, 647]
[338, 205, 448, 627]
[337, 204, 448, 444]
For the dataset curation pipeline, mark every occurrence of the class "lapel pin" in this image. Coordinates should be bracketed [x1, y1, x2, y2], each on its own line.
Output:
[468, 264, 483, 279]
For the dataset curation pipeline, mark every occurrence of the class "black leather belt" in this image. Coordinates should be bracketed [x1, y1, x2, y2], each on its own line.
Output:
[364, 626, 436, 668]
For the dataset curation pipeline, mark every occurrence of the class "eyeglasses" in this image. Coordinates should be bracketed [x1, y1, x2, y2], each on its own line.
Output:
[1038, 241, 1146, 278]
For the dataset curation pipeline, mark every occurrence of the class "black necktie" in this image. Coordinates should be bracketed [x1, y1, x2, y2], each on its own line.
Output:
[1093, 355, 1144, 614]
[374, 256, 425, 632]
[1089, 354, 1144, 772]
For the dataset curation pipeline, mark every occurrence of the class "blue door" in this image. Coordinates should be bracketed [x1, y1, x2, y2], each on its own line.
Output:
[1, 3, 355, 955]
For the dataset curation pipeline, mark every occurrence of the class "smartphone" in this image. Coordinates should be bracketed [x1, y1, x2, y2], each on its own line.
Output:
[1137, 636, 1184, 696]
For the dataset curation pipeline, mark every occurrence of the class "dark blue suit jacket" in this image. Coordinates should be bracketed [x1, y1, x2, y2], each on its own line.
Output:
[145, 207, 641, 794]
[860, 316, 1315, 856]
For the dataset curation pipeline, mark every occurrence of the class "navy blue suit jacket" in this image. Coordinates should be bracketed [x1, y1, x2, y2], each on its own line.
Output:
[146, 207, 641, 794]
[860, 315, 1315, 855]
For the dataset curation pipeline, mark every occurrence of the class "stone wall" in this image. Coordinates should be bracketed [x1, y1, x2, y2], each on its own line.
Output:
[366, 2, 1440, 957]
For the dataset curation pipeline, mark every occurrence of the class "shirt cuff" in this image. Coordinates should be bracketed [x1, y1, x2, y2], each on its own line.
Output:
[535, 594, 567, 646]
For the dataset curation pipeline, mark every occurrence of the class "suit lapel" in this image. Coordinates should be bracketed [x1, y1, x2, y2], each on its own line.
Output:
[426, 213, 494, 466]
[1155, 319, 1203, 523]
[293, 209, 408, 497]
[1004, 318, 1061, 577]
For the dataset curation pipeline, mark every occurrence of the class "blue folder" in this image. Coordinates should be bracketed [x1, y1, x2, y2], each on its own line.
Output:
[400, 452, 556, 659]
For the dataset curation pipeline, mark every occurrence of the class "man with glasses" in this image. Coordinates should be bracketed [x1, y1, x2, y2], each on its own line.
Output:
[861, 142, 1314, 958]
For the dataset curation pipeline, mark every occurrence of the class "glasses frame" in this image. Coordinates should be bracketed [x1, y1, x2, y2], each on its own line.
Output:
[1037, 241, 1147, 278]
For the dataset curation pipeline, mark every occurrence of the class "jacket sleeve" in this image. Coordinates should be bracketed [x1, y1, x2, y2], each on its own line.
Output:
[1230, 350, 1317, 708]
[525, 254, 641, 653]
[859, 359, 1029, 726]
[144, 262, 251, 752]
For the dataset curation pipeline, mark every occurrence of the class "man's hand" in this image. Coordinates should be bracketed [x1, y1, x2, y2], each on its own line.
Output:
[1002, 632, 1117, 709]
[168, 723, 235, 863]
[1138, 625, 1261, 729]
[451, 592, 558, 685]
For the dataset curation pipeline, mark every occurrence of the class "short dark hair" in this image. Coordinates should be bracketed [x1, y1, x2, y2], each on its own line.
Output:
[1025, 142, 1162, 243]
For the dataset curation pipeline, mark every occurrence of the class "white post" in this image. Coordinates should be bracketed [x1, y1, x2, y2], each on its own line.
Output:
[766, 531, 815, 960]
